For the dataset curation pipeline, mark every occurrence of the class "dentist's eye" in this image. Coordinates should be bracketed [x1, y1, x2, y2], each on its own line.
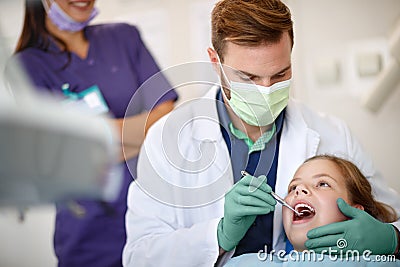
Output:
[276, 72, 286, 77]
[239, 75, 253, 82]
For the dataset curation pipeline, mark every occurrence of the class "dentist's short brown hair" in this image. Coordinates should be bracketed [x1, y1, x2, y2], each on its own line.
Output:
[211, 0, 294, 61]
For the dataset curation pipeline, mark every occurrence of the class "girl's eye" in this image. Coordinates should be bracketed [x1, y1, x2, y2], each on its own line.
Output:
[318, 181, 330, 188]
[288, 185, 297, 192]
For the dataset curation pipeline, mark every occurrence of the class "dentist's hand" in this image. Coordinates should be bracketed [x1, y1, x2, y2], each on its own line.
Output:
[305, 198, 398, 255]
[217, 175, 277, 252]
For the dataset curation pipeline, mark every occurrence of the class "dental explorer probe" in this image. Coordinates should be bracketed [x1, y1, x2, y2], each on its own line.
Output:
[240, 171, 302, 216]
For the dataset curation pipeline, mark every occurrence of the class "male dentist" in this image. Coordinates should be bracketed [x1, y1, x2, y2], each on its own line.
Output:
[123, 0, 400, 266]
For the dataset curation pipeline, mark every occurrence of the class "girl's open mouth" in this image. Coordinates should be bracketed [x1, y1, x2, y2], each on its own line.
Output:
[292, 202, 315, 223]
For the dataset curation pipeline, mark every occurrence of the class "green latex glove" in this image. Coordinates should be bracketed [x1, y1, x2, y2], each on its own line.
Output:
[217, 174, 277, 251]
[305, 198, 398, 255]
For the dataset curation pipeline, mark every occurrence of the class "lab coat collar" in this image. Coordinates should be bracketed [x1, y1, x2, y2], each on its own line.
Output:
[286, 99, 321, 157]
[191, 86, 223, 142]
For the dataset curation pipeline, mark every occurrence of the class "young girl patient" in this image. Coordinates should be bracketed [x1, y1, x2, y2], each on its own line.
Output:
[225, 155, 399, 266]
[283, 154, 397, 252]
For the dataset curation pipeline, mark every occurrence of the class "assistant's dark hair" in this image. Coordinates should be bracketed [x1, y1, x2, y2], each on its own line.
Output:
[15, 0, 68, 54]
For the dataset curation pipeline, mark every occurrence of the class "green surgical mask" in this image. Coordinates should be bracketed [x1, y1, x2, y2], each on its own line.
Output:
[218, 60, 291, 126]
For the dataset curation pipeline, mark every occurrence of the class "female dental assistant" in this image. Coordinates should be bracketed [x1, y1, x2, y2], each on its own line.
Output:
[9, 0, 177, 266]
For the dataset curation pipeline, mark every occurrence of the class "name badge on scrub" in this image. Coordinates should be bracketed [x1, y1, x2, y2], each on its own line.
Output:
[62, 84, 109, 115]
[60, 84, 123, 204]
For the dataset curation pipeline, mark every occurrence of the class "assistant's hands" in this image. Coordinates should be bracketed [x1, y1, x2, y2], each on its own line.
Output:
[306, 198, 398, 255]
[217, 174, 277, 252]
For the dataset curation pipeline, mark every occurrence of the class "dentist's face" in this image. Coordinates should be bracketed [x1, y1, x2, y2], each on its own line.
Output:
[282, 159, 352, 251]
[208, 32, 292, 99]
[53, 0, 96, 22]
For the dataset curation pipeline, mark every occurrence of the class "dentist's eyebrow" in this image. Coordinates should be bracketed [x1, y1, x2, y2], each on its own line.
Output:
[233, 69, 259, 79]
[234, 64, 292, 80]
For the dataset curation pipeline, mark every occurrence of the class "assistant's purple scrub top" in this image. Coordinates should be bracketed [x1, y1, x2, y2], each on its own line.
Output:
[13, 23, 178, 267]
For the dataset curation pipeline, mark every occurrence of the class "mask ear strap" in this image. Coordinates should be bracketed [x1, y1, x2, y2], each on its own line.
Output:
[215, 52, 231, 87]
[41, 0, 51, 13]
[215, 53, 233, 102]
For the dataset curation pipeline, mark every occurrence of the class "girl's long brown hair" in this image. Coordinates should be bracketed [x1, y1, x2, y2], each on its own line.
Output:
[305, 155, 398, 223]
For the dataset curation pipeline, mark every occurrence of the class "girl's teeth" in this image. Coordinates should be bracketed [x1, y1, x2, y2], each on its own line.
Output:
[294, 203, 315, 213]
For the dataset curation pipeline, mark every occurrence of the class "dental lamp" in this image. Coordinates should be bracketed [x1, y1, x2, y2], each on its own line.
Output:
[362, 18, 400, 112]
[0, 54, 122, 209]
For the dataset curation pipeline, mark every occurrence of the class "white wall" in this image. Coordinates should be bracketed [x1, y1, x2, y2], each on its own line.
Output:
[1, 0, 399, 266]
[287, 0, 400, 192]
[0, 206, 57, 267]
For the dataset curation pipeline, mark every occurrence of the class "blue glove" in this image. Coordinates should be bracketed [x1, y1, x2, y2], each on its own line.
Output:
[305, 198, 398, 255]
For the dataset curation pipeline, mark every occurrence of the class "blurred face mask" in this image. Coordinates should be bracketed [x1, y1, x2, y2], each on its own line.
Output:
[42, 0, 99, 32]
[217, 57, 291, 126]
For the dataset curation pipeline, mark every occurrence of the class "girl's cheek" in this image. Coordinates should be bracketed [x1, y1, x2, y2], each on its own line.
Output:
[284, 191, 294, 202]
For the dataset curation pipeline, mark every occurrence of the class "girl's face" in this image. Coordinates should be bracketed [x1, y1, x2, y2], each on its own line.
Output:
[53, 0, 96, 22]
[282, 159, 361, 251]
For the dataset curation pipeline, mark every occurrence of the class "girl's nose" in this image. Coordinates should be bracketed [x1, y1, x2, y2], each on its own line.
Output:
[295, 184, 309, 196]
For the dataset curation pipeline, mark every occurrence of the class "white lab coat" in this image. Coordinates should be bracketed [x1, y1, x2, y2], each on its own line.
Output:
[122, 86, 400, 267]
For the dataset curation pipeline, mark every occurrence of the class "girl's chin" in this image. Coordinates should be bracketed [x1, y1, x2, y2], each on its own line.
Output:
[293, 247, 307, 252]
[287, 233, 308, 250]
[288, 238, 307, 251]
